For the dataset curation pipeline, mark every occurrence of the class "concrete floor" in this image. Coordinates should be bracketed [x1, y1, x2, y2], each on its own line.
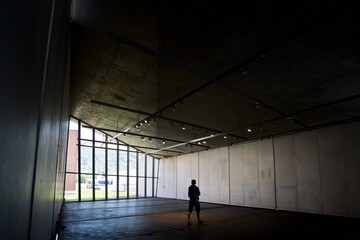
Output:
[59, 198, 360, 239]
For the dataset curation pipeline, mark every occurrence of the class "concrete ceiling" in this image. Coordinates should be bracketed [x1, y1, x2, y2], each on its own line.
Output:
[70, 1, 360, 158]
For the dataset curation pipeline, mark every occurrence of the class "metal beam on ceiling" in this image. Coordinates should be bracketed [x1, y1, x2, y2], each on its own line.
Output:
[91, 99, 247, 140]
[83, 124, 211, 149]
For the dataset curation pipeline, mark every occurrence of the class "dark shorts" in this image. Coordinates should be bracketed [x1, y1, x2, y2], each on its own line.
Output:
[188, 202, 200, 213]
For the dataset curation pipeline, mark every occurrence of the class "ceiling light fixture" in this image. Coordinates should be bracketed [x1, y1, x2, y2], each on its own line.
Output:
[286, 116, 293, 122]
[144, 119, 148, 124]
[247, 128, 252, 132]
[197, 141, 201, 145]
[139, 122, 143, 126]
[238, 68, 247, 76]
[141, 136, 145, 141]
[203, 140, 206, 144]
[224, 135, 227, 139]
[162, 140, 166, 144]
[181, 124, 186, 130]
[148, 137, 152, 142]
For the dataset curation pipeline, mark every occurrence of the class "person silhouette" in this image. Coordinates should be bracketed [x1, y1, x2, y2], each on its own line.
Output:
[187, 179, 203, 225]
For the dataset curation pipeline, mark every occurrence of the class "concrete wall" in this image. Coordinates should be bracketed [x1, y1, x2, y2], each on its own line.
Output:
[0, 1, 71, 239]
[158, 121, 360, 217]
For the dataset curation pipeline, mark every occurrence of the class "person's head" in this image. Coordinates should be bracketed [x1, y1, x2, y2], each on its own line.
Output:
[191, 179, 196, 185]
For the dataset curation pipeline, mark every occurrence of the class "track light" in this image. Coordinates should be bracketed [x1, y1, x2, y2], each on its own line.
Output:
[172, 106, 176, 112]
[141, 136, 145, 141]
[224, 135, 227, 139]
[238, 68, 247, 76]
[203, 140, 206, 144]
[254, 101, 260, 109]
[140, 122, 143, 126]
[247, 128, 252, 132]
[148, 137, 152, 142]
[144, 119, 148, 124]
[135, 125, 139, 129]
[181, 124, 186, 130]
[137, 128, 140, 131]
[162, 140, 166, 144]
[286, 116, 293, 122]
[260, 54, 269, 61]
[211, 132, 214, 137]
[197, 141, 201, 145]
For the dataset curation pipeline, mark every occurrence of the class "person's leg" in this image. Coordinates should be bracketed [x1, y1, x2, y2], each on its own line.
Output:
[188, 203, 193, 225]
[195, 203, 202, 224]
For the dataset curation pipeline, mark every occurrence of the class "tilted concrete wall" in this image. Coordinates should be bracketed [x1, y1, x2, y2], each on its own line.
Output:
[0, 1, 71, 239]
[158, 121, 360, 217]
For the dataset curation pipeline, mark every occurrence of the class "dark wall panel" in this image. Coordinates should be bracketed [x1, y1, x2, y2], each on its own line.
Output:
[0, 1, 52, 239]
[30, 0, 71, 239]
[0, 0, 71, 239]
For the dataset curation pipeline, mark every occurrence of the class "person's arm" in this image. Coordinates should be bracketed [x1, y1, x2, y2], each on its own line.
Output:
[188, 186, 191, 198]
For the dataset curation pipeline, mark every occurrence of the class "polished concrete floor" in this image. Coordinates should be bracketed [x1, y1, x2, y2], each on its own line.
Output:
[59, 198, 360, 239]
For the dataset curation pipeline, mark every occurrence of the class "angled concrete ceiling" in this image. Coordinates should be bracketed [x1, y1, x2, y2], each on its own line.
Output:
[70, 0, 360, 158]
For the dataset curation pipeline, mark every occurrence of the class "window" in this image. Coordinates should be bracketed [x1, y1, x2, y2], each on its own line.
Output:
[64, 117, 159, 202]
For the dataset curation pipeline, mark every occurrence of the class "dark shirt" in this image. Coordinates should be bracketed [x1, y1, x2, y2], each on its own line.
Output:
[188, 185, 200, 203]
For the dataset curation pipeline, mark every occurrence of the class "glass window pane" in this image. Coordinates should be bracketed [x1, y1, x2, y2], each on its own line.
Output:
[80, 174, 93, 201]
[119, 176, 127, 198]
[64, 173, 78, 202]
[129, 177, 136, 198]
[80, 146, 92, 174]
[95, 130, 105, 142]
[147, 156, 153, 177]
[80, 140, 92, 147]
[119, 145, 127, 151]
[108, 143, 117, 149]
[108, 149, 117, 175]
[80, 123, 92, 140]
[146, 178, 153, 197]
[69, 117, 78, 131]
[95, 141, 105, 148]
[129, 152, 136, 176]
[138, 177, 145, 197]
[95, 175, 106, 200]
[108, 175, 117, 199]
[66, 127, 78, 173]
[119, 151, 127, 176]
[138, 153, 145, 177]
[95, 148, 105, 174]
[154, 159, 159, 178]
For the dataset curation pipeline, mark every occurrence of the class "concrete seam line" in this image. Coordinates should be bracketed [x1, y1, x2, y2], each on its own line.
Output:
[28, 0, 56, 239]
